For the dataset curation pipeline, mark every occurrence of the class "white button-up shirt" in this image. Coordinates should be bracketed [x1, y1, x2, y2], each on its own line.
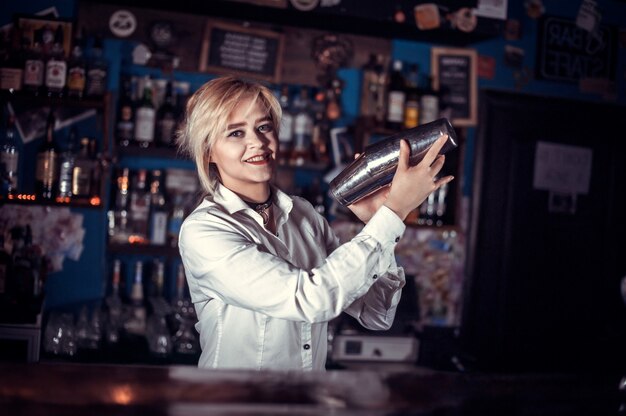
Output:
[178, 184, 406, 370]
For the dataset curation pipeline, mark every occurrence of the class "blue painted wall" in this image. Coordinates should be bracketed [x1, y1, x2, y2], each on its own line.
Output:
[2, 0, 624, 308]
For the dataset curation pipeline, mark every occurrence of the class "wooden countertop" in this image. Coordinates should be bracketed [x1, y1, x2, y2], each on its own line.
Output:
[0, 363, 623, 415]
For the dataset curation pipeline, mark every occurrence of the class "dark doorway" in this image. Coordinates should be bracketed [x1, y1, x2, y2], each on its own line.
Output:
[461, 89, 626, 374]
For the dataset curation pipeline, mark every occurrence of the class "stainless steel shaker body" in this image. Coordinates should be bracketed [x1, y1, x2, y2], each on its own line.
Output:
[329, 118, 458, 206]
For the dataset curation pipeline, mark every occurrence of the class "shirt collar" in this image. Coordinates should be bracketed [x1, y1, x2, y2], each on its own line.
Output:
[211, 183, 293, 218]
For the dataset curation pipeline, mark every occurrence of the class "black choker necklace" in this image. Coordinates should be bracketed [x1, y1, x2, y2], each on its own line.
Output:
[244, 192, 273, 225]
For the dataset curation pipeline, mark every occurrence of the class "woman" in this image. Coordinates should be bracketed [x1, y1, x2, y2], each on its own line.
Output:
[176, 76, 453, 370]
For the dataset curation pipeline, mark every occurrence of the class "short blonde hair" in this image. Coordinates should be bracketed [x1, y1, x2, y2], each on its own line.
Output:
[176, 76, 282, 196]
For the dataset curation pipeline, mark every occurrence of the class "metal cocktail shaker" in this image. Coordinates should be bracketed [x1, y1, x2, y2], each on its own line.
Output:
[329, 118, 458, 206]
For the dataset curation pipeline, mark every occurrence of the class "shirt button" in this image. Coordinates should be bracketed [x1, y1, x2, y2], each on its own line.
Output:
[395, 237, 400, 242]
[303, 344, 311, 350]
[372, 274, 378, 279]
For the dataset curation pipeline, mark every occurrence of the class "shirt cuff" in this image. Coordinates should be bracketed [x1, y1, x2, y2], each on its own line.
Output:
[360, 205, 406, 247]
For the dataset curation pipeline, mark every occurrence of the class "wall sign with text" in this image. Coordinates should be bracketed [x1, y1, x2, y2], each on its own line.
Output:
[536, 16, 616, 84]
[431, 47, 478, 127]
[199, 21, 284, 83]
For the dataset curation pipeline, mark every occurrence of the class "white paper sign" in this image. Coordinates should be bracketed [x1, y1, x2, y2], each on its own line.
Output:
[533, 141, 593, 194]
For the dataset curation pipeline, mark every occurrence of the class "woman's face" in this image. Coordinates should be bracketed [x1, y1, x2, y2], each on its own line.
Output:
[210, 95, 278, 198]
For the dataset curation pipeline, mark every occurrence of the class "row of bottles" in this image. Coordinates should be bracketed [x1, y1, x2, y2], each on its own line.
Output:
[116, 76, 187, 149]
[0, 24, 108, 98]
[43, 259, 199, 358]
[108, 168, 196, 247]
[0, 106, 101, 202]
[360, 54, 444, 131]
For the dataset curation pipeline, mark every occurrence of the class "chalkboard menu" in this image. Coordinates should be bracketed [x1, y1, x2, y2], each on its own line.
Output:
[536, 16, 616, 84]
[431, 47, 477, 127]
[200, 22, 284, 82]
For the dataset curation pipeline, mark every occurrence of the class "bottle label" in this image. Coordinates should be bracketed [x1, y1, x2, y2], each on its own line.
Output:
[150, 211, 168, 245]
[35, 152, 57, 185]
[0, 68, 23, 90]
[404, 101, 420, 129]
[135, 108, 156, 142]
[67, 67, 86, 93]
[0, 152, 18, 174]
[387, 91, 406, 123]
[420, 95, 439, 125]
[23, 60, 44, 87]
[157, 117, 176, 144]
[86, 69, 107, 95]
[58, 157, 74, 197]
[72, 166, 92, 196]
[45, 60, 67, 89]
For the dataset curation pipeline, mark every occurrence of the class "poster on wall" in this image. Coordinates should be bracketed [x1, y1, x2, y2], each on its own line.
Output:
[199, 21, 284, 83]
[431, 47, 478, 127]
[536, 15, 617, 84]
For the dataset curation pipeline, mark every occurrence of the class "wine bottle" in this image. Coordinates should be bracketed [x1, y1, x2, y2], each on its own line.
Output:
[1, 112, 20, 197]
[156, 81, 177, 147]
[35, 109, 59, 200]
[134, 77, 155, 148]
[44, 25, 67, 98]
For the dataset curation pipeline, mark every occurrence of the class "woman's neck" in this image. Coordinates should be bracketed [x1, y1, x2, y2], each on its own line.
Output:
[232, 184, 271, 204]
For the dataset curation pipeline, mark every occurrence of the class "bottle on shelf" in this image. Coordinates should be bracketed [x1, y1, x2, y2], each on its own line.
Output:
[115, 77, 135, 148]
[35, 109, 59, 200]
[403, 63, 420, 129]
[134, 76, 156, 148]
[147, 259, 171, 317]
[128, 169, 150, 244]
[66, 29, 86, 99]
[419, 75, 440, 126]
[56, 127, 78, 201]
[88, 138, 102, 204]
[291, 86, 313, 165]
[277, 85, 294, 165]
[0, 27, 24, 92]
[44, 25, 67, 98]
[85, 35, 108, 97]
[71, 136, 94, 198]
[124, 260, 147, 336]
[359, 53, 380, 119]
[148, 169, 168, 246]
[108, 168, 131, 243]
[385, 59, 406, 131]
[104, 258, 124, 344]
[22, 30, 45, 96]
[167, 193, 185, 248]
[1, 112, 20, 198]
[156, 80, 177, 147]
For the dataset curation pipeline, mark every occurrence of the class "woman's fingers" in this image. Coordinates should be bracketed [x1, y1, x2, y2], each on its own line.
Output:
[421, 133, 449, 167]
[397, 139, 410, 171]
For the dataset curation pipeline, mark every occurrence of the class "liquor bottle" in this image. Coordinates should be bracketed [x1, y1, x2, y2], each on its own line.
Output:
[66, 30, 86, 99]
[359, 53, 379, 118]
[403, 63, 420, 129]
[385, 59, 406, 131]
[85, 35, 108, 97]
[128, 169, 150, 243]
[1, 112, 20, 197]
[35, 109, 59, 200]
[291, 86, 313, 165]
[71, 137, 93, 198]
[0, 27, 24, 92]
[23, 30, 45, 96]
[134, 76, 156, 148]
[44, 25, 67, 98]
[171, 263, 194, 321]
[147, 259, 171, 316]
[108, 168, 131, 243]
[104, 258, 124, 344]
[419, 76, 440, 125]
[115, 77, 135, 148]
[88, 138, 102, 203]
[57, 127, 78, 201]
[148, 169, 168, 245]
[277, 85, 294, 164]
[156, 80, 177, 147]
[167, 193, 185, 248]
[125, 260, 147, 336]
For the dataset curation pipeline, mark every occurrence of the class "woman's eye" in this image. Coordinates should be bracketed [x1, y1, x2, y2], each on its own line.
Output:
[258, 123, 274, 133]
[227, 130, 243, 138]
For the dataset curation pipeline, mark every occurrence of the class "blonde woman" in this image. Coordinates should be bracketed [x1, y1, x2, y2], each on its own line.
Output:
[177, 76, 453, 370]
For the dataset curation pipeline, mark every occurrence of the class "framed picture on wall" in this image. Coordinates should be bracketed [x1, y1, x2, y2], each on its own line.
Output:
[199, 21, 284, 83]
[15, 15, 73, 57]
[431, 47, 478, 127]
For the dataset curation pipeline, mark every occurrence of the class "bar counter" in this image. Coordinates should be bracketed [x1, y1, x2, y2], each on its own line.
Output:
[0, 363, 623, 415]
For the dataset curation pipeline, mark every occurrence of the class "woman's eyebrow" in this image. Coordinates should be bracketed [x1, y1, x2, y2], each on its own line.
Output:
[226, 122, 246, 130]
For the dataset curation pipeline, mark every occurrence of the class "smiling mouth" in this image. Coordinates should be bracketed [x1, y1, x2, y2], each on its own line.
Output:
[245, 154, 272, 164]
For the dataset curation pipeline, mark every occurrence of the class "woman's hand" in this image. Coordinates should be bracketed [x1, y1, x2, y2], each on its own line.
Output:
[384, 134, 454, 221]
[347, 133, 454, 223]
